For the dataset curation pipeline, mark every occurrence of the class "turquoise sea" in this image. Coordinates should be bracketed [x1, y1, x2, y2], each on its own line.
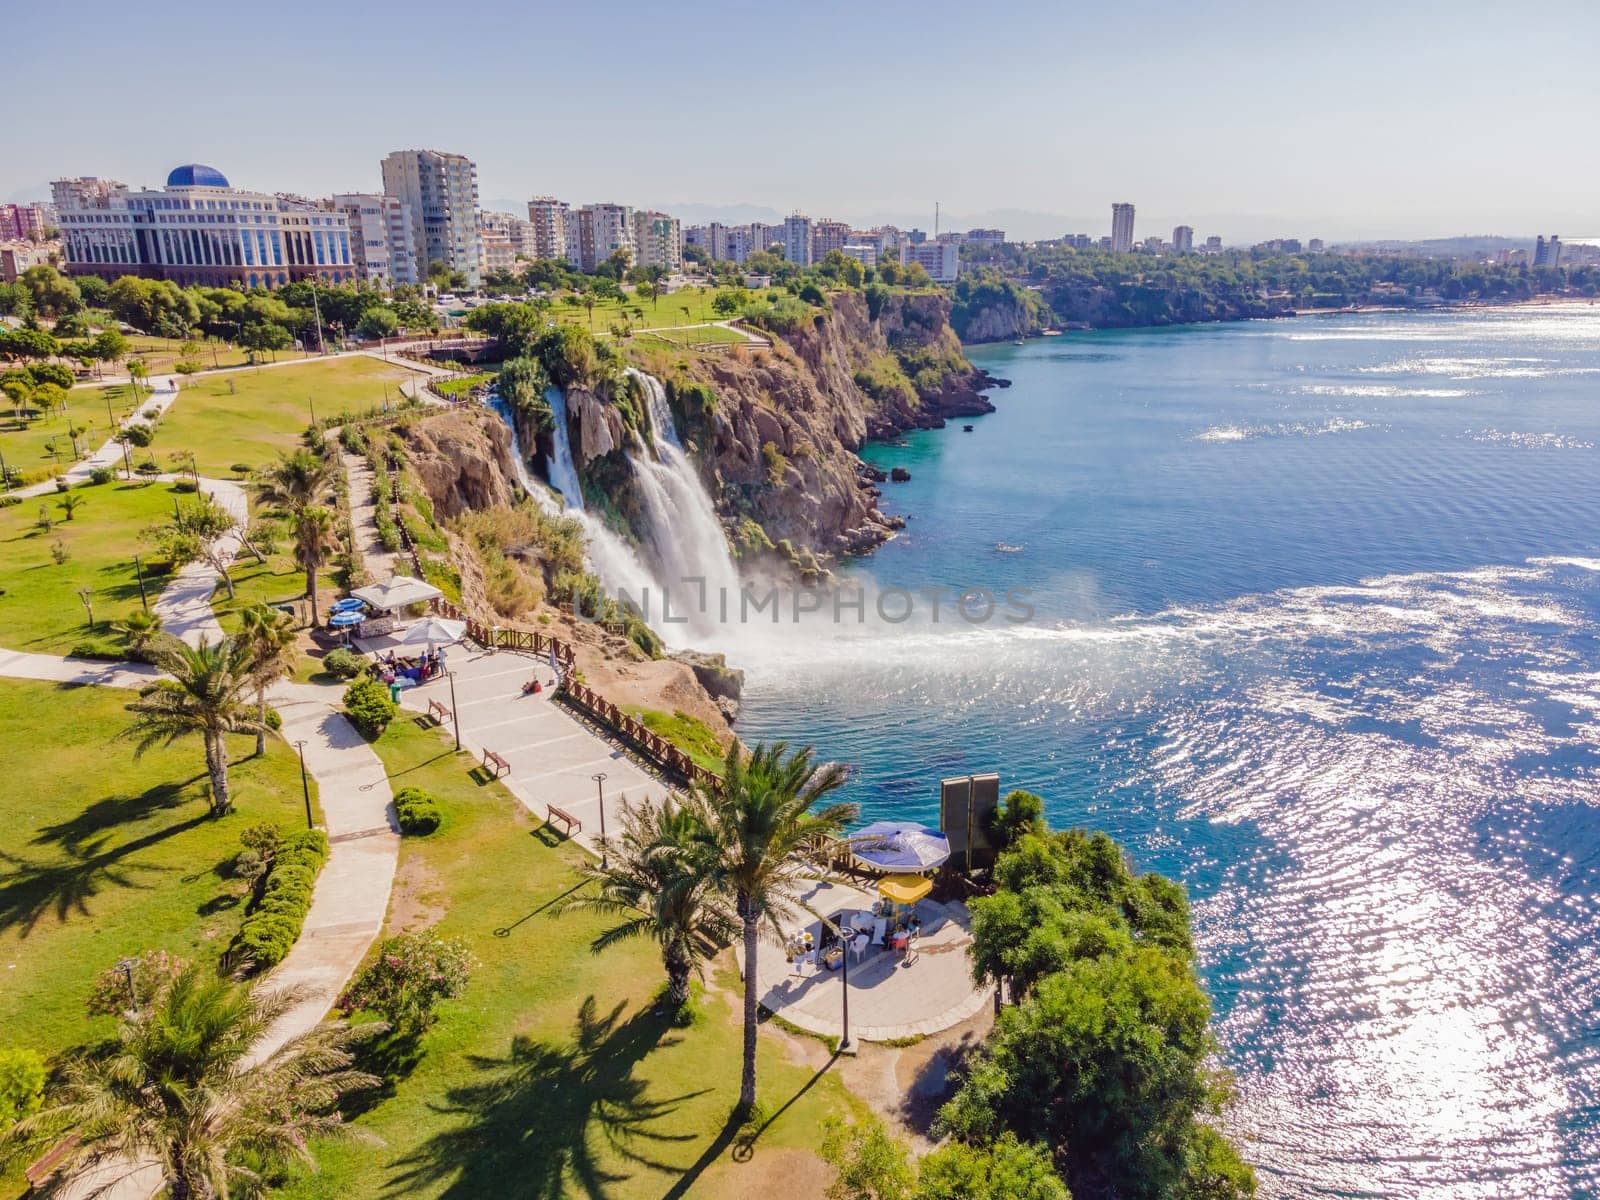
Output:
[736, 306, 1600, 1198]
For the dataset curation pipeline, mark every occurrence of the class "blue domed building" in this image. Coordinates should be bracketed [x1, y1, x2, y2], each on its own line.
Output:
[165, 163, 231, 189]
[55, 162, 356, 290]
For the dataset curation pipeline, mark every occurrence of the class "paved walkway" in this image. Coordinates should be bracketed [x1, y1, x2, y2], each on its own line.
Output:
[13, 375, 182, 498]
[342, 450, 397, 579]
[738, 880, 989, 1043]
[369, 641, 667, 852]
[149, 476, 248, 645]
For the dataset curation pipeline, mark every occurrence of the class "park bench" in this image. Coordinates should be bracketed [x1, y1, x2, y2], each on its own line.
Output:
[26, 1135, 80, 1189]
[482, 749, 511, 777]
[427, 698, 452, 725]
[546, 804, 582, 838]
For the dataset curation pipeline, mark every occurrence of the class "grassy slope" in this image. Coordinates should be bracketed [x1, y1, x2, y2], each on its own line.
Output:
[549, 286, 743, 334]
[622, 706, 727, 774]
[0, 384, 145, 485]
[149, 357, 415, 477]
[0, 679, 317, 1058]
[281, 715, 852, 1199]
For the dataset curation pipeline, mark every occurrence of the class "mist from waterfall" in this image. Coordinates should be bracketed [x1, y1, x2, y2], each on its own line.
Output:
[487, 390, 558, 515]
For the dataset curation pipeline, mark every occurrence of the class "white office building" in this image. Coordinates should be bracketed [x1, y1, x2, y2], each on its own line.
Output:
[380, 149, 482, 287]
[1111, 202, 1136, 254]
[56, 163, 352, 289]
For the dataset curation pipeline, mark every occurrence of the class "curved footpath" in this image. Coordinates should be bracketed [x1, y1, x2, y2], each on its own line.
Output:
[0, 471, 399, 1199]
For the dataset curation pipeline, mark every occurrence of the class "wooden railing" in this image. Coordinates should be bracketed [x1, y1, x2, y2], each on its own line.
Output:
[429, 595, 578, 670]
[559, 678, 720, 788]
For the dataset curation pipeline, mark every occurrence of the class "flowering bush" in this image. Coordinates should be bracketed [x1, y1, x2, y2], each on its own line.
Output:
[339, 930, 473, 1032]
[85, 949, 190, 1017]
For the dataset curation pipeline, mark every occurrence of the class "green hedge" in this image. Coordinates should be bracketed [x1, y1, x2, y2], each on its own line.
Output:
[394, 786, 442, 835]
[321, 647, 368, 679]
[344, 674, 397, 738]
[231, 828, 329, 972]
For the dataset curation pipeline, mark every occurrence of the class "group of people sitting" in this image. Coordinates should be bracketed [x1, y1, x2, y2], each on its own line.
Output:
[375, 647, 447, 686]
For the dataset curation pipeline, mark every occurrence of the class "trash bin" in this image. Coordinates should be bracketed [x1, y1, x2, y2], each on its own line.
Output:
[389, 682, 402, 703]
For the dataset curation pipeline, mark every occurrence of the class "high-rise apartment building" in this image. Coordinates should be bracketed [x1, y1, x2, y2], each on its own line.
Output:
[781, 215, 813, 266]
[1534, 235, 1563, 267]
[1111, 202, 1136, 253]
[810, 218, 851, 262]
[1171, 225, 1194, 253]
[1204, 235, 1223, 252]
[380, 149, 481, 287]
[567, 203, 634, 272]
[0, 203, 51, 241]
[333, 193, 418, 286]
[900, 240, 960, 283]
[631, 211, 683, 271]
[55, 162, 353, 288]
[526, 197, 569, 262]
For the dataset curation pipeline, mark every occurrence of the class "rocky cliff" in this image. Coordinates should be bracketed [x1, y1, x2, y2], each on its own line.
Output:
[402, 409, 517, 517]
[628, 290, 997, 564]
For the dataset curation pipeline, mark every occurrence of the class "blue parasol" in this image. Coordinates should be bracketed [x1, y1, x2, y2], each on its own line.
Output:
[328, 610, 364, 628]
[330, 597, 366, 613]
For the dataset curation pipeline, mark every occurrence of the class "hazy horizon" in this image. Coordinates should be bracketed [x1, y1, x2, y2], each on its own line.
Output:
[6, 0, 1597, 244]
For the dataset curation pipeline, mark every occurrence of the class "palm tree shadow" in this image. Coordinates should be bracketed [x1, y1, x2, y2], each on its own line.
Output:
[30, 774, 203, 856]
[382, 996, 705, 1199]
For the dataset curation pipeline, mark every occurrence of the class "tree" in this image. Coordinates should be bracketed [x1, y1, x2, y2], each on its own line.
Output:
[820, 1115, 914, 1200]
[149, 495, 242, 600]
[914, 1136, 1068, 1200]
[291, 505, 341, 624]
[257, 448, 335, 516]
[688, 741, 854, 1110]
[0, 327, 60, 362]
[91, 328, 131, 375]
[239, 321, 292, 364]
[2, 964, 380, 1200]
[562, 796, 736, 1008]
[355, 306, 399, 341]
[112, 609, 167, 659]
[57, 491, 86, 521]
[238, 604, 298, 756]
[120, 636, 265, 815]
[127, 359, 149, 398]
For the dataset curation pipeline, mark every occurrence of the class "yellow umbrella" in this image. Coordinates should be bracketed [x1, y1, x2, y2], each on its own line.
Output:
[878, 874, 932, 905]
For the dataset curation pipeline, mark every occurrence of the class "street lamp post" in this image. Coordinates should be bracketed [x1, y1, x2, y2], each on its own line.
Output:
[132, 555, 149, 612]
[447, 669, 461, 750]
[293, 740, 313, 829]
[117, 957, 138, 1011]
[592, 772, 609, 868]
[840, 928, 853, 1053]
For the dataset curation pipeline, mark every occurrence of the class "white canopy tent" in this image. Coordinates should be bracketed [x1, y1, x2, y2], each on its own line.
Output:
[351, 575, 443, 613]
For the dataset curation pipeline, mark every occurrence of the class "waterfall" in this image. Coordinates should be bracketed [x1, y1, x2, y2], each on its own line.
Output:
[487, 390, 558, 514]
[542, 386, 586, 509]
[625, 368, 743, 634]
[485, 386, 657, 614]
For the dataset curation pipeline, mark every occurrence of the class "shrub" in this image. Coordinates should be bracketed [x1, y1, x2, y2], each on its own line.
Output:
[231, 828, 328, 972]
[343, 674, 397, 738]
[394, 786, 442, 835]
[0, 1047, 46, 1128]
[85, 949, 189, 1017]
[70, 637, 124, 661]
[172, 478, 198, 493]
[339, 930, 473, 1032]
[89, 466, 116, 485]
[231, 462, 254, 475]
[321, 647, 368, 679]
[123, 422, 153, 447]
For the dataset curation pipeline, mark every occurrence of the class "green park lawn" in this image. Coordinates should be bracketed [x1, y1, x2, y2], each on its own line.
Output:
[0, 678, 318, 1059]
[280, 715, 854, 1199]
[0, 478, 189, 654]
[123, 332, 311, 375]
[143, 356, 418, 476]
[0, 384, 147, 486]
[551, 285, 745, 334]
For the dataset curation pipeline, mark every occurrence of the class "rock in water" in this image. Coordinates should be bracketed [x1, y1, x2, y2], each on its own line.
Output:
[890, 467, 912, 482]
[671, 650, 745, 722]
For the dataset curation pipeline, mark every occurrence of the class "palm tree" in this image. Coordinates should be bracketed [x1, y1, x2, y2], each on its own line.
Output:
[238, 604, 298, 756]
[689, 741, 854, 1111]
[58, 491, 85, 521]
[291, 505, 341, 626]
[112, 609, 166, 659]
[258, 448, 336, 516]
[3, 964, 381, 1200]
[120, 636, 264, 815]
[563, 797, 736, 1009]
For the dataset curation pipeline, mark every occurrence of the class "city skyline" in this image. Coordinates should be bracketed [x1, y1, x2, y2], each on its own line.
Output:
[5, 0, 1599, 242]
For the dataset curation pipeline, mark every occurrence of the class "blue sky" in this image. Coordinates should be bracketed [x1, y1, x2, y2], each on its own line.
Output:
[8, 0, 1598, 240]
